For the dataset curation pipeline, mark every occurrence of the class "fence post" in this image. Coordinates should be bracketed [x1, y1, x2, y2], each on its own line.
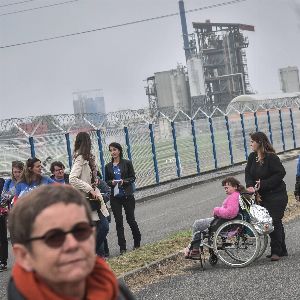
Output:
[171, 121, 181, 178]
[28, 136, 35, 158]
[208, 117, 218, 169]
[266, 110, 273, 144]
[123, 126, 132, 161]
[65, 133, 72, 169]
[191, 119, 200, 174]
[278, 109, 285, 151]
[289, 108, 296, 149]
[240, 113, 248, 160]
[149, 124, 160, 184]
[225, 115, 234, 165]
[253, 111, 259, 132]
[96, 129, 106, 179]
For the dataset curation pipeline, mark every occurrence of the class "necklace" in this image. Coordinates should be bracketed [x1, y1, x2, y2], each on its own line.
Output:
[256, 154, 264, 164]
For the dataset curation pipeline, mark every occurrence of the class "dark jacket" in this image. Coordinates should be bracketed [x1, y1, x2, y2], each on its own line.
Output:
[245, 152, 288, 206]
[105, 159, 136, 196]
[7, 278, 136, 300]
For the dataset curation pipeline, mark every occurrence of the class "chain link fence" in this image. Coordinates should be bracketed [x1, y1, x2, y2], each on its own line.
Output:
[0, 104, 299, 188]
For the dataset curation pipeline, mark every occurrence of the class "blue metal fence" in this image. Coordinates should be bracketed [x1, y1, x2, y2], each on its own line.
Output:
[0, 106, 299, 188]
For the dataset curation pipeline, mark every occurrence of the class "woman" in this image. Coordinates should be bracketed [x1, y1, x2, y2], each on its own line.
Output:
[15, 158, 54, 199]
[69, 132, 109, 258]
[105, 142, 141, 255]
[245, 131, 288, 261]
[0, 161, 24, 271]
[185, 176, 243, 259]
[7, 184, 135, 300]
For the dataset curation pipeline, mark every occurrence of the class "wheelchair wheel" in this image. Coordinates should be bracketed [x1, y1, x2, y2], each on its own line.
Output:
[256, 234, 269, 260]
[213, 220, 260, 268]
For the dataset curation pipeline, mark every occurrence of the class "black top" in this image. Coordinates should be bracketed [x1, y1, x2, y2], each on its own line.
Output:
[245, 152, 287, 197]
[0, 178, 5, 195]
[105, 159, 136, 196]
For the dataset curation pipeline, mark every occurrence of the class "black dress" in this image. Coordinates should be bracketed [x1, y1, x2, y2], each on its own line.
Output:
[245, 152, 288, 256]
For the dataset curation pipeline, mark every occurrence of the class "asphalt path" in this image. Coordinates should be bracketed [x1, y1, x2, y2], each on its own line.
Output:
[135, 217, 300, 300]
[0, 158, 298, 299]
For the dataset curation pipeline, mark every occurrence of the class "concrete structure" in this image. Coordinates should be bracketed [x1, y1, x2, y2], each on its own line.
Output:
[146, 65, 190, 115]
[279, 66, 300, 93]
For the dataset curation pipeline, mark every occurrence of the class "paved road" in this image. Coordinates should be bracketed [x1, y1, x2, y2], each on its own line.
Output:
[0, 157, 298, 299]
[135, 217, 300, 300]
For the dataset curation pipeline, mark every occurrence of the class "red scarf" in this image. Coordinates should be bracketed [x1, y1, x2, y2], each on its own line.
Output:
[13, 257, 119, 300]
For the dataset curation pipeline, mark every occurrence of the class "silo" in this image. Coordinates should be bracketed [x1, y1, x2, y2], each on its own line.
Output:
[279, 66, 300, 93]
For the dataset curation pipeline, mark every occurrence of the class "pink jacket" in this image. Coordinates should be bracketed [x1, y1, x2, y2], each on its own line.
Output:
[213, 191, 240, 219]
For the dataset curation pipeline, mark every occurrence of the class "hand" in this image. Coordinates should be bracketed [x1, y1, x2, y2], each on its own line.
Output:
[247, 186, 255, 193]
[112, 180, 117, 186]
[119, 179, 123, 186]
[89, 190, 98, 199]
[255, 180, 261, 191]
[296, 195, 300, 202]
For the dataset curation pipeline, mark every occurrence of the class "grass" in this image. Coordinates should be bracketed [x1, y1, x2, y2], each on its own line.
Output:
[107, 230, 191, 277]
[107, 192, 300, 277]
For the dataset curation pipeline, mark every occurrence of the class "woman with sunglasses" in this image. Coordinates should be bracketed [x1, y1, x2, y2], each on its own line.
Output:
[7, 184, 135, 300]
[0, 161, 24, 272]
[14, 158, 54, 200]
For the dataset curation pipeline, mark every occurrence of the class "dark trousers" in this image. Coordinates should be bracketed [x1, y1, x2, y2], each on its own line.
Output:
[110, 195, 141, 251]
[95, 212, 109, 257]
[263, 200, 287, 256]
[0, 215, 8, 264]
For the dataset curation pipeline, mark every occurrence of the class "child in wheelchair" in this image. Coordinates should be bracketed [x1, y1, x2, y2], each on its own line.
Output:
[185, 176, 247, 259]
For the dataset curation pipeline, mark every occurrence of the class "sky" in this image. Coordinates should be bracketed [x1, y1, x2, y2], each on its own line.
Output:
[0, 0, 300, 120]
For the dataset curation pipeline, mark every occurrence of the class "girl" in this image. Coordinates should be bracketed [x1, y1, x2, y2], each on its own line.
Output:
[15, 158, 54, 199]
[185, 177, 244, 259]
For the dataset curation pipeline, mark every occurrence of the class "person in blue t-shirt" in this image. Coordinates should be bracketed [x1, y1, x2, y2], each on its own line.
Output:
[105, 142, 141, 255]
[0, 161, 24, 271]
[15, 158, 54, 200]
[50, 161, 70, 184]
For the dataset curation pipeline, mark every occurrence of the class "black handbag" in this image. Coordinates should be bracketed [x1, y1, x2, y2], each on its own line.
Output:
[84, 192, 101, 211]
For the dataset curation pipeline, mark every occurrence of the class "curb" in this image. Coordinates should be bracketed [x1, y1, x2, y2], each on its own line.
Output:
[118, 251, 182, 282]
[135, 150, 300, 204]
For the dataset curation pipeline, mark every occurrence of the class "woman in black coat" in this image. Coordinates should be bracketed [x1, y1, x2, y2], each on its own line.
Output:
[105, 142, 141, 255]
[245, 131, 288, 261]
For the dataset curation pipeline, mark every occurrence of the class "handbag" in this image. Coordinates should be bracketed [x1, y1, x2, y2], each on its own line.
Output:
[239, 195, 273, 235]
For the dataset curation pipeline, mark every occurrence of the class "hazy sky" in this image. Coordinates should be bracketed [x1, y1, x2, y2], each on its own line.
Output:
[0, 0, 300, 120]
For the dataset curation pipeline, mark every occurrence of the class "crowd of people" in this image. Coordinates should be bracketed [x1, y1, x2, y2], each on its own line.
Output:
[0, 130, 298, 298]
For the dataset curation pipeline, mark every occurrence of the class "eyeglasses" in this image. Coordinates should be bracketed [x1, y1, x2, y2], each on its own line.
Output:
[26, 222, 94, 248]
[54, 168, 64, 172]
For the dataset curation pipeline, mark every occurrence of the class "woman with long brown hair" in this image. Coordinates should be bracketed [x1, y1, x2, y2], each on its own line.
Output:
[69, 131, 109, 257]
[245, 131, 288, 261]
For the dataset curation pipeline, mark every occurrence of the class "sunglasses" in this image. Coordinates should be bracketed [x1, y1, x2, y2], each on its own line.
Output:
[26, 222, 94, 248]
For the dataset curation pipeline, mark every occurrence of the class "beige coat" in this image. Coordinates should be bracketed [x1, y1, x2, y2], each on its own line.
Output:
[69, 155, 109, 218]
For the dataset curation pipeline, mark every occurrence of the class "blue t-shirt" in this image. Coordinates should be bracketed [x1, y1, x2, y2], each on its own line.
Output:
[113, 164, 125, 197]
[52, 177, 66, 184]
[16, 176, 55, 198]
[3, 179, 16, 194]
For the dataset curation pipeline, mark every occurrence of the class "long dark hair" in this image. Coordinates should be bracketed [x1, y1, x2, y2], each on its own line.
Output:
[74, 132, 92, 161]
[11, 161, 24, 182]
[250, 131, 275, 156]
[109, 142, 124, 162]
[19, 158, 42, 185]
[222, 176, 246, 194]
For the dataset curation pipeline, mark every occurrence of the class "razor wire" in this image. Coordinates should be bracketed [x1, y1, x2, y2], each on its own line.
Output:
[0, 100, 300, 187]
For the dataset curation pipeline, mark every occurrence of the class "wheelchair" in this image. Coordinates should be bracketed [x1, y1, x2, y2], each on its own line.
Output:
[187, 194, 269, 269]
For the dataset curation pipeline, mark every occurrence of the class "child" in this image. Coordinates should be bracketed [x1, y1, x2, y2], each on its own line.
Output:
[185, 176, 245, 259]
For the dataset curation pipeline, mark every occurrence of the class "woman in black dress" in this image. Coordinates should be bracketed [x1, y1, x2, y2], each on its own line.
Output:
[245, 131, 288, 261]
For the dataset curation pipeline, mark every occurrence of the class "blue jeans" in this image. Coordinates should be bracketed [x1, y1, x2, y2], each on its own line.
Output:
[95, 212, 109, 257]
